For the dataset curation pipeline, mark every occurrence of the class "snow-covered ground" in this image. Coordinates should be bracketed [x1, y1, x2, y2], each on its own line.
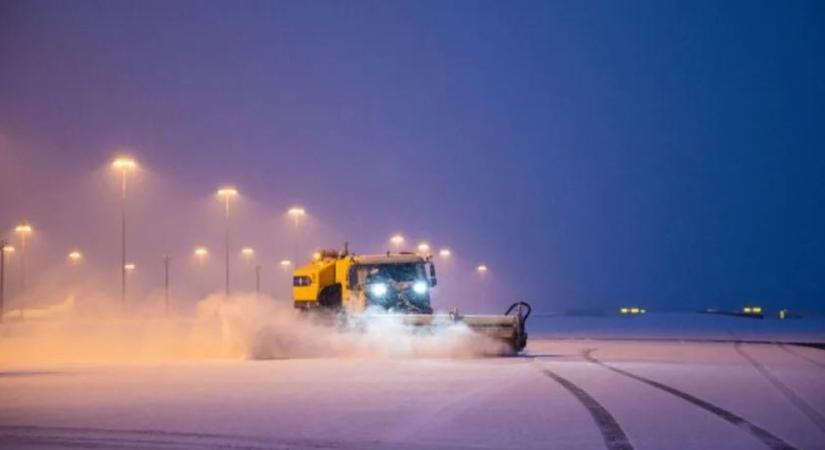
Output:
[1, 299, 824, 449]
[1, 338, 824, 449]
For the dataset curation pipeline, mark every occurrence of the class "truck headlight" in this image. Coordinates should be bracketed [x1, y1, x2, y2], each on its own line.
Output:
[369, 283, 388, 297]
[413, 281, 428, 295]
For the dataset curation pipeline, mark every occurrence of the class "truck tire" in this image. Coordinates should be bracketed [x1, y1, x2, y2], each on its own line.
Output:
[318, 283, 342, 310]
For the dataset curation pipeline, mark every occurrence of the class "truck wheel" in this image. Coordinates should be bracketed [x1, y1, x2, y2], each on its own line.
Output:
[318, 283, 342, 310]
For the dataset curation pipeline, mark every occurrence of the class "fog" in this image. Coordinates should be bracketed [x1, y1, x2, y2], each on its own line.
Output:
[1, 131, 504, 323]
[0, 135, 506, 364]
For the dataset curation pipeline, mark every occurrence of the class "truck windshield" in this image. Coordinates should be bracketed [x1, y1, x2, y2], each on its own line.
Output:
[353, 263, 426, 285]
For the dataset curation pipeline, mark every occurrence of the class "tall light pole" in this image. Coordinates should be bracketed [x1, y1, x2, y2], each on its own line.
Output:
[476, 263, 488, 304]
[112, 157, 137, 311]
[241, 247, 255, 292]
[0, 240, 7, 323]
[287, 206, 306, 266]
[163, 255, 171, 316]
[255, 265, 261, 295]
[217, 187, 238, 297]
[14, 222, 32, 319]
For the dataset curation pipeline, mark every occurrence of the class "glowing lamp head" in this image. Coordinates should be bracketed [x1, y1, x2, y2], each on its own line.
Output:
[369, 283, 388, 298]
[124, 263, 136, 271]
[2, 245, 14, 254]
[241, 247, 255, 257]
[68, 250, 83, 262]
[476, 264, 488, 273]
[312, 251, 322, 261]
[439, 248, 451, 258]
[417, 242, 430, 254]
[288, 206, 306, 217]
[15, 223, 32, 235]
[390, 234, 405, 246]
[217, 187, 238, 198]
[280, 259, 292, 269]
[194, 247, 208, 257]
[112, 157, 137, 171]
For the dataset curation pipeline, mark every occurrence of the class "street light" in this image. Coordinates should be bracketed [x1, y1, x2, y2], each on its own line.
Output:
[2, 244, 14, 254]
[67, 250, 83, 263]
[15, 222, 32, 319]
[279, 259, 292, 271]
[287, 206, 306, 267]
[194, 246, 209, 263]
[124, 263, 136, 271]
[112, 156, 137, 310]
[417, 242, 431, 255]
[439, 248, 451, 259]
[240, 247, 256, 291]
[14, 222, 32, 287]
[476, 264, 488, 273]
[0, 239, 8, 322]
[217, 186, 238, 297]
[390, 234, 405, 251]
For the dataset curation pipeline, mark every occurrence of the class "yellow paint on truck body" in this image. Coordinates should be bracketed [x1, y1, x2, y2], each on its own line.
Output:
[292, 258, 337, 306]
[292, 250, 426, 313]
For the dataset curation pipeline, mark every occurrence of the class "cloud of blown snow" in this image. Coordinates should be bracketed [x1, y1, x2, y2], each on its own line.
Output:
[0, 293, 508, 365]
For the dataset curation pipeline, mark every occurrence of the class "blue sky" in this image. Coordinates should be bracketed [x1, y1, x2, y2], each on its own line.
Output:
[1, 1, 823, 311]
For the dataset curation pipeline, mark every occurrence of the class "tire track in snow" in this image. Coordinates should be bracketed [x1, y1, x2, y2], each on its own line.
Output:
[778, 343, 825, 370]
[581, 349, 799, 450]
[0, 425, 310, 450]
[0, 424, 459, 450]
[531, 362, 634, 450]
[734, 342, 825, 435]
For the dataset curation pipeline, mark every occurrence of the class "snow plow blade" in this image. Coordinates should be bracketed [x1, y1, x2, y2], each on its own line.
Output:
[397, 302, 532, 354]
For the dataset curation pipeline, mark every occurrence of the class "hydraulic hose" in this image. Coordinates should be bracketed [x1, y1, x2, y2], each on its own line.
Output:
[505, 301, 532, 352]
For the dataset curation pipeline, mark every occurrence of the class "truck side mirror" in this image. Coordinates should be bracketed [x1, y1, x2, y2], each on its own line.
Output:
[429, 263, 437, 287]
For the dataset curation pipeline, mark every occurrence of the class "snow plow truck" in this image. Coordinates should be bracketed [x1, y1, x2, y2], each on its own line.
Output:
[292, 244, 531, 353]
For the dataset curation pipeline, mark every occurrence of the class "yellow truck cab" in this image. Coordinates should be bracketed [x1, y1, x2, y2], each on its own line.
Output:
[292, 247, 437, 314]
